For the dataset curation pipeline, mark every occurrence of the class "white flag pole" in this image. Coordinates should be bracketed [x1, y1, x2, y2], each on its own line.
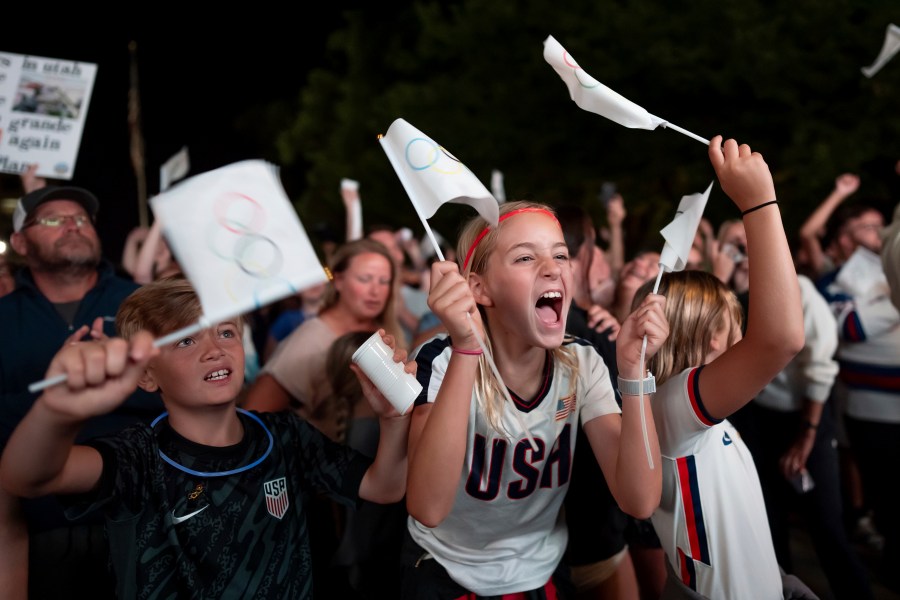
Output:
[660, 122, 710, 145]
[378, 134, 445, 262]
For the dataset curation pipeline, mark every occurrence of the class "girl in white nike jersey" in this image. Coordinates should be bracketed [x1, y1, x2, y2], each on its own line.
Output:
[402, 200, 668, 599]
[632, 136, 808, 599]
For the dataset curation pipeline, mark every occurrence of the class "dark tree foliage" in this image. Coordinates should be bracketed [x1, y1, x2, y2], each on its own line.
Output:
[261, 0, 899, 255]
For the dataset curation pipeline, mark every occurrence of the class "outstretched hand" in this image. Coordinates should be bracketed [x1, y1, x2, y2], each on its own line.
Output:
[708, 135, 776, 214]
[41, 331, 158, 422]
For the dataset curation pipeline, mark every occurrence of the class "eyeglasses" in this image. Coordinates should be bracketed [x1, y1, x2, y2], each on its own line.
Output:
[24, 214, 93, 229]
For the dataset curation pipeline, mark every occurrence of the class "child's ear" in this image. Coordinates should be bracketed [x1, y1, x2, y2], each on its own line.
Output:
[468, 273, 494, 307]
[137, 369, 159, 393]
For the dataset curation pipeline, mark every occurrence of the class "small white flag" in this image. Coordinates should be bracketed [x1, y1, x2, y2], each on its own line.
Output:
[380, 118, 499, 228]
[862, 23, 900, 78]
[543, 35, 664, 130]
[543, 35, 708, 145]
[658, 183, 712, 273]
[151, 160, 327, 324]
[491, 169, 507, 203]
[160, 146, 190, 192]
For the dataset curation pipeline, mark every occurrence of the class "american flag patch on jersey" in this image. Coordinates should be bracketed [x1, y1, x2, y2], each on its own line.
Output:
[556, 394, 575, 420]
[264, 477, 290, 520]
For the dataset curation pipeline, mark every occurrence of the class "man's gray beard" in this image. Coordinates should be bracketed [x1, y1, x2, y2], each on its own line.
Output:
[28, 241, 101, 277]
[31, 254, 101, 276]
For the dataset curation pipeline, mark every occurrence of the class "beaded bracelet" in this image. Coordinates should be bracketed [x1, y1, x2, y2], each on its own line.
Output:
[452, 346, 483, 356]
[741, 200, 778, 217]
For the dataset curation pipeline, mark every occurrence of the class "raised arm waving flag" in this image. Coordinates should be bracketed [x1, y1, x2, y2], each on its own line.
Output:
[380, 117, 539, 449]
[543, 35, 709, 145]
[29, 160, 327, 393]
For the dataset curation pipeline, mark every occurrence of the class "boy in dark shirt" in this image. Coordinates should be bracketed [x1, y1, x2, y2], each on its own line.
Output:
[0, 277, 412, 599]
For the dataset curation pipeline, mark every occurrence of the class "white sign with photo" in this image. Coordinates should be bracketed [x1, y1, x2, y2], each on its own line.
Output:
[0, 52, 97, 179]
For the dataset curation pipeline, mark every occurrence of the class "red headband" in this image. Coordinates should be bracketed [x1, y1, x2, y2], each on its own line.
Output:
[462, 207, 561, 271]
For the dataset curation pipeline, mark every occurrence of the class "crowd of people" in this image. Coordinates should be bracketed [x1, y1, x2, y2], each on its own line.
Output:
[0, 143, 898, 599]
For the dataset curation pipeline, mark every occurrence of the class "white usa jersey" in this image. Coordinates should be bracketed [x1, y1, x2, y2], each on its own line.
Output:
[409, 336, 619, 596]
[651, 367, 782, 599]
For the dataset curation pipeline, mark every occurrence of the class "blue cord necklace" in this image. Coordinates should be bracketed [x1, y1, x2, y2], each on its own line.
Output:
[150, 408, 274, 477]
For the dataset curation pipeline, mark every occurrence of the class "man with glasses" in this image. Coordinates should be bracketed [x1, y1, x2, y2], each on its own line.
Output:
[0, 185, 162, 599]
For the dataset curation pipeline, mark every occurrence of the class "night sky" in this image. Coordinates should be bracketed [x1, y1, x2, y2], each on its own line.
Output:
[1, 20, 342, 261]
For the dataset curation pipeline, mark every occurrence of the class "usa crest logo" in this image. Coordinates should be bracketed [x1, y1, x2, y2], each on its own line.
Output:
[264, 477, 289, 519]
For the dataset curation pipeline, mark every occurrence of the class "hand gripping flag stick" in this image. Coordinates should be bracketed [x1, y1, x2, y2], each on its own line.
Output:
[637, 184, 712, 468]
[30, 321, 210, 393]
[29, 160, 329, 394]
[379, 118, 538, 450]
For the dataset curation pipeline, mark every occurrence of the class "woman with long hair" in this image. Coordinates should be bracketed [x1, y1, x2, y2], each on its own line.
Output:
[243, 238, 402, 432]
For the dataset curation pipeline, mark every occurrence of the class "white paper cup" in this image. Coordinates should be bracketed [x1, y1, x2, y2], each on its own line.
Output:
[351, 332, 422, 415]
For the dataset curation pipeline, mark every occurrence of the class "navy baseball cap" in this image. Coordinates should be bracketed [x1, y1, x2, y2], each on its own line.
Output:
[13, 185, 100, 232]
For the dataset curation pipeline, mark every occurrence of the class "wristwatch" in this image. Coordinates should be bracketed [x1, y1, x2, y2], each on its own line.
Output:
[617, 373, 656, 396]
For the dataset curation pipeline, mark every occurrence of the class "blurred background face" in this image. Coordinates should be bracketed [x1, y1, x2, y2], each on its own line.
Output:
[841, 209, 884, 255]
[334, 252, 392, 321]
[619, 252, 661, 293]
[719, 220, 749, 288]
[368, 229, 405, 266]
[720, 221, 747, 261]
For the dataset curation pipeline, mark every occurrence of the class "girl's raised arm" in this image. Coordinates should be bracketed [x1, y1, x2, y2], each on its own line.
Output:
[406, 261, 484, 527]
[700, 136, 804, 419]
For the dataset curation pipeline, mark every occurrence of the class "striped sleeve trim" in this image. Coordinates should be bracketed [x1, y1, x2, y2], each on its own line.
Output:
[686, 366, 721, 427]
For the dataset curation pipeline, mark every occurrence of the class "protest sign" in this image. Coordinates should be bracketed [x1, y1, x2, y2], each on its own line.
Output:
[0, 52, 97, 179]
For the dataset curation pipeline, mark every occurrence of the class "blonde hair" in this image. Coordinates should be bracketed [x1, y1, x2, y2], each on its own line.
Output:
[632, 270, 743, 385]
[117, 275, 203, 340]
[320, 238, 403, 343]
[456, 200, 578, 435]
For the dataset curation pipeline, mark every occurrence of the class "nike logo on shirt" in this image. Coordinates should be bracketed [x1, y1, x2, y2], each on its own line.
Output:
[172, 505, 209, 524]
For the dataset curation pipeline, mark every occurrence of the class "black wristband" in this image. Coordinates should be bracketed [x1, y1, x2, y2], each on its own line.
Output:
[741, 200, 778, 217]
[800, 418, 818, 431]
